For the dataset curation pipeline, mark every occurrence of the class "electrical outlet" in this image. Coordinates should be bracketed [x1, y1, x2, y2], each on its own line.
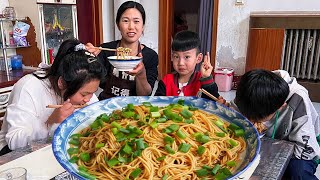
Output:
[235, 0, 244, 5]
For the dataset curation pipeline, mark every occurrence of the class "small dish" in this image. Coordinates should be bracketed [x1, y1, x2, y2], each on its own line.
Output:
[107, 56, 142, 71]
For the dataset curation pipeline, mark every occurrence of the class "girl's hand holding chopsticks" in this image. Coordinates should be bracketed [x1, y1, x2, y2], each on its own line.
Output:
[46, 100, 75, 127]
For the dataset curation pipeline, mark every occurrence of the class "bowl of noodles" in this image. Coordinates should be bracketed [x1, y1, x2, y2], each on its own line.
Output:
[52, 96, 260, 180]
[108, 56, 142, 71]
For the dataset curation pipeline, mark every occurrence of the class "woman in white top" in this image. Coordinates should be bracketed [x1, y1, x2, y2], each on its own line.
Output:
[0, 39, 106, 155]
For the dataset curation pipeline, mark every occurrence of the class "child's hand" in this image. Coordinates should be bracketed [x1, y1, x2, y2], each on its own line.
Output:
[200, 52, 213, 78]
[46, 99, 75, 126]
[216, 96, 230, 107]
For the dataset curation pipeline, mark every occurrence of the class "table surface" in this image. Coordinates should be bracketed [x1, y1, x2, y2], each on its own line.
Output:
[0, 137, 294, 180]
[251, 137, 294, 180]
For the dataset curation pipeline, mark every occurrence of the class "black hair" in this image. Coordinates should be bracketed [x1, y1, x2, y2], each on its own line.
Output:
[171, 30, 200, 53]
[116, 1, 146, 25]
[235, 69, 289, 121]
[35, 39, 106, 101]
[174, 14, 185, 25]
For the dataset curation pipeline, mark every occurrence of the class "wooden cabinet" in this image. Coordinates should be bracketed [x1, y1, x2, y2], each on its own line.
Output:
[246, 28, 285, 72]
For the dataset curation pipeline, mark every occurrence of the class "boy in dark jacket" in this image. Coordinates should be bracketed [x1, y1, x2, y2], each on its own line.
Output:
[232, 69, 320, 179]
[155, 30, 223, 101]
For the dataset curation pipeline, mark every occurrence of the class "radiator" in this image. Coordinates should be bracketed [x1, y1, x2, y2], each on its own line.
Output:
[281, 29, 320, 80]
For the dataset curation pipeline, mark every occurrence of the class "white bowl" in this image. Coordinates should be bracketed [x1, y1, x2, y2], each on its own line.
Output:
[107, 56, 142, 71]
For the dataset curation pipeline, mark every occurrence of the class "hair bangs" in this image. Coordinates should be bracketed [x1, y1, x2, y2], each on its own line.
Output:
[172, 30, 200, 52]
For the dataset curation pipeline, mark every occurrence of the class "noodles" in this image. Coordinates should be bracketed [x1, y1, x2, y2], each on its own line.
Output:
[67, 101, 246, 180]
[252, 122, 267, 134]
[116, 47, 132, 59]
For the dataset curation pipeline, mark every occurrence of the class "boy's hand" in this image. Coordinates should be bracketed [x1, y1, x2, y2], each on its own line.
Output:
[200, 52, 213, 78]
[216, 96, 230, 107]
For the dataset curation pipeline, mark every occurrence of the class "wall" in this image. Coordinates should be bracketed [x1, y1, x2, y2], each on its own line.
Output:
[216, 0, 320, 75]
[138, 0, 159, 52]
[0, 0, 8, 10]
[102, 0, 114, 42]
[102, 0, 159, 52]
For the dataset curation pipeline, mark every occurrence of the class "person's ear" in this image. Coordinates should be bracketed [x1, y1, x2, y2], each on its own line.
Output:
[58, 77, 66, 90]
[196, 53, 203, 64]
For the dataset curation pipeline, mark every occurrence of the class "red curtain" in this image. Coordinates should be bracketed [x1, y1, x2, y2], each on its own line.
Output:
[76, 0, 102, 46]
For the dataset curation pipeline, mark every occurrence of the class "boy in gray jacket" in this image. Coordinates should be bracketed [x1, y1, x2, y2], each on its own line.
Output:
[232, 69, 320, 179]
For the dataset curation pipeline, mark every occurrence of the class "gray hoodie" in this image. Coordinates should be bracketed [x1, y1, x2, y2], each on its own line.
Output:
[233, 70, 320, 161]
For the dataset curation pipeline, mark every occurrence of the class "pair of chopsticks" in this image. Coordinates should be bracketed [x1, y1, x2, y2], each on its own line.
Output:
[46, 104, 87, 109]
[98, 47, 117, 51]
[198, 88, 219, 101]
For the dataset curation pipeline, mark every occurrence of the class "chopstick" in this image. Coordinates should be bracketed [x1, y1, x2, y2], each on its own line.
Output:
[98, 47, 117, 51]
[199, 88, 219, 101]
[46, 104, 87, 109]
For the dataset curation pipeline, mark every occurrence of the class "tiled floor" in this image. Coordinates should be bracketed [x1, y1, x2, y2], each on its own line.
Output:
[220, 90, 320, 178]
[218, 90, 236, 102]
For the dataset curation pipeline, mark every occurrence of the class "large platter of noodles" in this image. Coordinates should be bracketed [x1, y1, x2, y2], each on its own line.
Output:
[52, 96, 260, 180]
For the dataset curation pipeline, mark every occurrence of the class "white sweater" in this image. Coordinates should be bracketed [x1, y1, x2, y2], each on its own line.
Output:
[272, 70, 320, 161]
[0, 74, 98, 150]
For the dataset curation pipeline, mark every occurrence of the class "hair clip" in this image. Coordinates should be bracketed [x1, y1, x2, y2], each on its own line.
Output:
[85, 51, 95, 57]
[74, 43, 86, 51]
[87, 57, 97, 63]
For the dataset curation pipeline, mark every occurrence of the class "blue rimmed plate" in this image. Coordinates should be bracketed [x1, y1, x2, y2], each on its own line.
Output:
[52, 96, 260, 179]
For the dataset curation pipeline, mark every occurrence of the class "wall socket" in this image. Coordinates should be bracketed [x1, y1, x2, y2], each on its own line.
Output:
[235, 0, 244, 5]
